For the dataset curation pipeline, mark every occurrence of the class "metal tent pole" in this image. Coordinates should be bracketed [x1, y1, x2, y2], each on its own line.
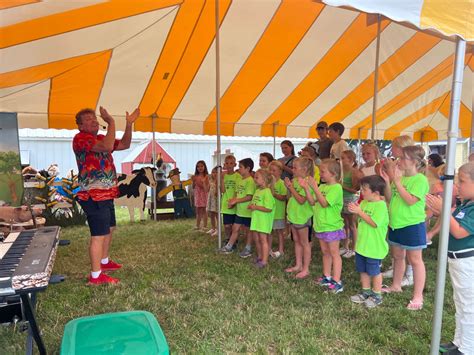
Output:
[273, 122, 277, 158]
[151, 114, 157, 221]
[215, 0, 222, 249]
[429, 37, 466, 355]
[371, 14, 381, 141]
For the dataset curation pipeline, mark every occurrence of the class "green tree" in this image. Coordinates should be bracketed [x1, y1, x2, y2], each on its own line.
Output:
[0, 151, 22, 204]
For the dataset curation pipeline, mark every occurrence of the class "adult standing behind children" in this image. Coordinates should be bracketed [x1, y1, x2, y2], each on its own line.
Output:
[315, 121, 333, 160]
[73, 106, 140, 285]
[278, 140, 296, 180]
[328, 122, 349, 161]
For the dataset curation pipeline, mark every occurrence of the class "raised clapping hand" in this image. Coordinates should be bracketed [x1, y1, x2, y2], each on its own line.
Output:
[348, 202, 361, 214]
[380, 168, 391, 185]
[393, 165, 403, 182]
[126, 107, 140, 125]
[99, 106, 114, 124]
[284, 177, 292, 188]
[426, 194, 443, 216]
[298, 177, 308, 189]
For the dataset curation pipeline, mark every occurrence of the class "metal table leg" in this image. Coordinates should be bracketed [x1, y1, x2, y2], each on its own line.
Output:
[20, 293, 46, 355]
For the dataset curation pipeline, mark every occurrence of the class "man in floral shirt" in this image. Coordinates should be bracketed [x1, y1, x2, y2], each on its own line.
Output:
[73, 106, 139, 285]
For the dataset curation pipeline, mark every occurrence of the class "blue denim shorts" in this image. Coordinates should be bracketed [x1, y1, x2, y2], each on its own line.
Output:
[355, 253, 382, 276]
[388, 222, 427, 250]
[78, 198, 116, 237]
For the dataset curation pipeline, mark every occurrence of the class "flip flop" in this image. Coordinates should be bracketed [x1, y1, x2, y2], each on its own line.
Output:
[407, 300, 423, 311]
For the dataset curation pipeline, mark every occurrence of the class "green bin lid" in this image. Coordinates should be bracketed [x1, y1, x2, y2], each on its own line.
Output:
[61, 311, 169, 355]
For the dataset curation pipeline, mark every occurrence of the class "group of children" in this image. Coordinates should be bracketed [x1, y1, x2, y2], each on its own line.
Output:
[188, 134, 473, 354]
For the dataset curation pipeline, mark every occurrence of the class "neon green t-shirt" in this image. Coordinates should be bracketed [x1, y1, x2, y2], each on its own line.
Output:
[236, 175, 256, 218]
[389, 173, 429, 229]
[287, 179, 314, 225]
[272, 178, 287, 220]
[356, 200, 389, 259]
[313, 183, 344, 233]
[250, 188, 275, 234]
[221, 172, 240, 215]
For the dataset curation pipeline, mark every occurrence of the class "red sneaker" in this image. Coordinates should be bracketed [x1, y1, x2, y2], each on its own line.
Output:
[87, 273, 119, 285]
[101, 259, 122, 271]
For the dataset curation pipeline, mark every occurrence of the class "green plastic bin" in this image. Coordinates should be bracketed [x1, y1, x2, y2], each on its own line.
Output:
[60, 311, 169, 355]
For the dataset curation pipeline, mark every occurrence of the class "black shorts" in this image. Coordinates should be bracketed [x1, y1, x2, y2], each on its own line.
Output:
[234, 215, 251, 228]
[223, 213, 236, 225]
[78, 198, 116, 237]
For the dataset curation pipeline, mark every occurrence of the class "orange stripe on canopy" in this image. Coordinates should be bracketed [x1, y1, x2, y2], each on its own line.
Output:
[48, 50, 112, 130]
[154, 0, 232, 132]
[413, 126, 438, 142]
[0, 0, 38, 10]
[0, 0, 181, 49]
[438, 95, 472, 138]
[135, 0, 205, 132]
[383, 93, 448, 140]
[0, 51, 111, 88]
[349, 55, 455, 139]
[203, 0, 324, 136]
[261, 13, 390, 137]
[351, 50, 473, 139]
[310, 32, 441, 136]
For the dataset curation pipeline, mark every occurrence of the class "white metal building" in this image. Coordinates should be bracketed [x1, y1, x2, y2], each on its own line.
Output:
[18, 129, 310, 177]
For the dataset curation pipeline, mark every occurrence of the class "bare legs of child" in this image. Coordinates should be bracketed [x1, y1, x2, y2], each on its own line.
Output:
[285, 226, 311, 279]
[207, 211, 218, 236]
[195, 206, 208, 230]
[255, 232, 269, 267]
[342, 213, 357, 257]
[319, 240, 342, 284]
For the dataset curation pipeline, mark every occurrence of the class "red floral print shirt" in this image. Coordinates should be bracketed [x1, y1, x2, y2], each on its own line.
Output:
[73, 132, 120, 201]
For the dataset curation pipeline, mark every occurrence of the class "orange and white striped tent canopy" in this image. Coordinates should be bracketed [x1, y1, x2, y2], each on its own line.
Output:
[1, 0, 473, 141]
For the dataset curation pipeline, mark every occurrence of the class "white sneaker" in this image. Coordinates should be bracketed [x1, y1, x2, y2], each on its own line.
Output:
[342, 250, 355, 258]
[382, 268, 394, 278]
[401, 275, 414, 287]
[339, 247, 348, 256]
[270, 251, 282, 259]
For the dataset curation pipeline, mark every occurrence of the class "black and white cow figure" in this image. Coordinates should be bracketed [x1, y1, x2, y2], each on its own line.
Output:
[115, 167, 157, 222]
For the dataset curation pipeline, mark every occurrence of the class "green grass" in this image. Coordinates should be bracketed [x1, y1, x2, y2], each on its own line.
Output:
[1, 209, 456, 353]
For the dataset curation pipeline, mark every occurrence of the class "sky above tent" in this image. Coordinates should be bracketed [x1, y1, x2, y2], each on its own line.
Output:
[0, 0, 473, 141]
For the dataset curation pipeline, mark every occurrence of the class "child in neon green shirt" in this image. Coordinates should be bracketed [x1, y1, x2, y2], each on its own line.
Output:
[284, 156, 315, 280]
[380, 145, 429, 311]
[221, 155, 239, 241]
[348, 175, 389, 308]
[304, 159, 345, 294]
[219, 158, 256, 257]
[249, 169, 275, 268]
[269, 160, 287, 258]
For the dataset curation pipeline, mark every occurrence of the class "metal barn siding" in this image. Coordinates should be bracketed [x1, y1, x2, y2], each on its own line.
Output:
[18, 129, 309, 177]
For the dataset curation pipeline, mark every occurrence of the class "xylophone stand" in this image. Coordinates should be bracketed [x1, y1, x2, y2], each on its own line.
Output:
[21, 292, 46, 355]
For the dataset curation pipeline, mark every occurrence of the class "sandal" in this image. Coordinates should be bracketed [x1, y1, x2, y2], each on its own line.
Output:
[407, 300, 423, 311]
